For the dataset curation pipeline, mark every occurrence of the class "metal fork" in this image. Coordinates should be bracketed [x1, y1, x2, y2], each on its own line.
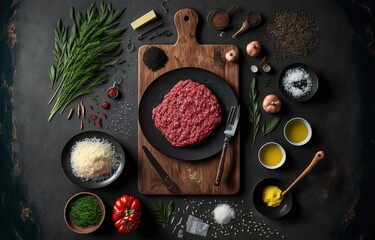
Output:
[214, 105, 240, 186]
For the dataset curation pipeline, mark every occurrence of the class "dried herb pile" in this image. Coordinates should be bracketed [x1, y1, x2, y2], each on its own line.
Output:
[69, 195, 102, 228]
[266, 9, 319, 58]
[48, 2, 126, 121]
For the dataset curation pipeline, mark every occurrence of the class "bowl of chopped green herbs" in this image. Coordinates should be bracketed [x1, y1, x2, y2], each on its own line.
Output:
[64, 192, 105, 234]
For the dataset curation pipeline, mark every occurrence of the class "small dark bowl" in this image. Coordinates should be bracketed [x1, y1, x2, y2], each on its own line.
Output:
[279, 63, 319, 102]
[253, 178, 292, 218]
[64, 192, 106, 234]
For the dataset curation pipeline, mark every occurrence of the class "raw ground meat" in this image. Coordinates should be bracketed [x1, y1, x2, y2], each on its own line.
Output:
[152, 79, 222, 147]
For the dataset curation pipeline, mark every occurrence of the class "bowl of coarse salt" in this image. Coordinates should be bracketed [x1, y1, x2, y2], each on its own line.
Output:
[279, 63, 318, 102]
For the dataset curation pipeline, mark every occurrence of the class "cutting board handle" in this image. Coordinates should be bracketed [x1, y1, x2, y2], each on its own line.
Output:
[174, 8, 199, 46]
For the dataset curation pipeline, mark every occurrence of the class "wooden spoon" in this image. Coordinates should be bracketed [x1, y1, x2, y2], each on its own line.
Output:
[281, 150, 326, 197]
[232, 11, 261, 38]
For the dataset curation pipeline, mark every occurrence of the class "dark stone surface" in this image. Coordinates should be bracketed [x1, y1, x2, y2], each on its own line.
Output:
[1, 0, 375, 239]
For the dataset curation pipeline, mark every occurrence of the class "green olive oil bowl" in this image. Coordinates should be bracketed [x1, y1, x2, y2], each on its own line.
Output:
[64, 192, 106, 234]
[284, 117, 312, 146]
[258, 142, 286, 169]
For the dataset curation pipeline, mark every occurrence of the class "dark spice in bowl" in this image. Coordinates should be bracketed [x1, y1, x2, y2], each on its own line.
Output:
[143, 46, 169, 71]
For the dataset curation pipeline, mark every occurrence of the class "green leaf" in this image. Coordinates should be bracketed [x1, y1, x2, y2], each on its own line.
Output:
[69, 7, 76, 24]
[167, 200, 174, 221]
[99, 1, 105, 15]
[248, 78, 261, 148]
[49, 65, 56, 83]
[262, 116, 281, 136]
[151, 200, 174, 230]
[106, 8, 125, 24]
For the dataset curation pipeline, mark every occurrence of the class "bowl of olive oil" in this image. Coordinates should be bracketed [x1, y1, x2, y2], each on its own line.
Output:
[258, 142, 286, 169]
[284, 117, 312, 146]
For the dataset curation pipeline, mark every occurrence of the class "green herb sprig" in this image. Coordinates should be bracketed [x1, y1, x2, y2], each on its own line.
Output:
[69, 195, 102, 228]
[262, 116, 281, 136]
[48, 1, 126, 121]
[248, 78, 261, 148]
[151, 200, 174, 229]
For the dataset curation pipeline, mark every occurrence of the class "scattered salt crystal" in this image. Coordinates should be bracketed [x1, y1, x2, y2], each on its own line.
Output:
[281, 67, 313, 98]
[212, 204, 235, 225]
[173, 217, 183, 233]
[177, 229, 184, 238]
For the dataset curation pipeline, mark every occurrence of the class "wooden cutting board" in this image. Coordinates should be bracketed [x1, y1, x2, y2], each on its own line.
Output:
[137, 8, 239, 195]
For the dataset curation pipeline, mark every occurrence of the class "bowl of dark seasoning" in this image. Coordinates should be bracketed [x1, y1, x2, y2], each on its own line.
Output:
[207, 6, 236, 30]
[143, 46, 169, 72]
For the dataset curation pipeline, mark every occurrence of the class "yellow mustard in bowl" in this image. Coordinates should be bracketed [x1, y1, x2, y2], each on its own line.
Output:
[262, 185, 283, 207]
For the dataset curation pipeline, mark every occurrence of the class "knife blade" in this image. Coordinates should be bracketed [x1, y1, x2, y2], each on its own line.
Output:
[142, 145, 182, 194]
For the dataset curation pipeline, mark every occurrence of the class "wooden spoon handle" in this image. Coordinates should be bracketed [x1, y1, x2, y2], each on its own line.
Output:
[232, 20, 250, 38]
[281, 150, 325, 196]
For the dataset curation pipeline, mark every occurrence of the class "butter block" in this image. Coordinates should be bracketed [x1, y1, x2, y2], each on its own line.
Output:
[131, 10, 158, 30]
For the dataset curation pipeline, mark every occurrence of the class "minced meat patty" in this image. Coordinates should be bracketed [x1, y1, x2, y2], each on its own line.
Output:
[152, 79, 222, 147]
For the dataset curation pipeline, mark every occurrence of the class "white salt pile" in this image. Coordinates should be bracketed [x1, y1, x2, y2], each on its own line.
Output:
[212, 204, 235, 225]
[281, 67, 313, 98]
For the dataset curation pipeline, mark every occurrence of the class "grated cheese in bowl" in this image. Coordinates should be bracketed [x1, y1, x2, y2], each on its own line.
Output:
[70, 137, 119, 181]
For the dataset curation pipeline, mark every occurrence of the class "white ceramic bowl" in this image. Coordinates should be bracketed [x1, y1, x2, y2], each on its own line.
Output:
[258, 142, 286, 169]
[284, 117, 312, 146]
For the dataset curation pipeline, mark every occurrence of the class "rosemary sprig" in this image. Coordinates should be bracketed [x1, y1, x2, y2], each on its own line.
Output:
[151, 200, 174, 230]
[262, 116, 281, 136]
[248, 77, 261, 148]
[48, 1, 126, 121]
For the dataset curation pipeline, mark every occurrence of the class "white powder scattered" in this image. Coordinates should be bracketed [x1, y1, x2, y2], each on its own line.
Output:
[281, 67, 313, 98]
[213, 204, 235, 225]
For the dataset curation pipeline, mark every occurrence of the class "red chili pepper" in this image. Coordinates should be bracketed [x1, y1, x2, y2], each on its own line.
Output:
[90, 115, 97, 120]
[102, 112, 107, 119]
[113, 195, 141, 234]
[98, 118, 102, 128]
[88, 104, 93, 110]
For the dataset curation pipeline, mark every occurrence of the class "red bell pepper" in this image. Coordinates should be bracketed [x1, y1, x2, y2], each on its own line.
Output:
[113, 195, 142, 234]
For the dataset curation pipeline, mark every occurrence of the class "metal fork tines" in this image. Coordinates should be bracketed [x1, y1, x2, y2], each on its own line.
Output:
[215, 105, 240, 186]
[224, 105, 240, 139]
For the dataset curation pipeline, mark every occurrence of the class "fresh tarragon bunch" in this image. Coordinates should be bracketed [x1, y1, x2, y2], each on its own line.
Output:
[48, 1, 126, 121]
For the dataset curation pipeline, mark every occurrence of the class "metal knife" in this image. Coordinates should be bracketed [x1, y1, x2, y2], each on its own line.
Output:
[142, 145, 183, 194]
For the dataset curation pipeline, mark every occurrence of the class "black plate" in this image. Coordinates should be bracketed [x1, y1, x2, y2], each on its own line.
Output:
[279, 63, 319, 102]
[253, 178, 292, 218]
[139, 67, 238, 161]
[61, 131, 125, 189]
